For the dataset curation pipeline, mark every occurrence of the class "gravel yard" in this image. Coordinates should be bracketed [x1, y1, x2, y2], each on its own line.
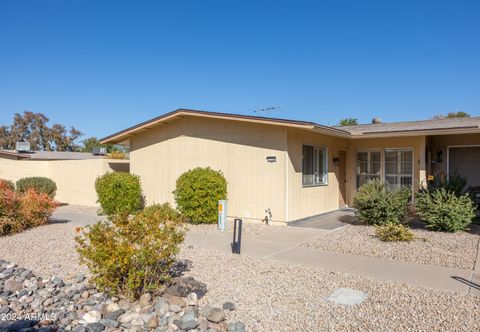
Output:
[1, 208, 480, 331]
[302, 223, 480, 269]
[180, 245, 480, 332]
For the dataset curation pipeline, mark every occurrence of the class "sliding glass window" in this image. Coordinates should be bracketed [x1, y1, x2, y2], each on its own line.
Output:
[384, 149, 413, 191]
[356, 151, 381, 189]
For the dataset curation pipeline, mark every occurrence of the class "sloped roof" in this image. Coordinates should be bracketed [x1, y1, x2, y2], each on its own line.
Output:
[336, 116, 480, 137]
[100, 109, 351, 144]
[100, 109, 480, 144]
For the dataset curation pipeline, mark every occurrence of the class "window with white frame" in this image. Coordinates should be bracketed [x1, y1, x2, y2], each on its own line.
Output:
[302, 145, 328, 186]
[356, 151, 381, 189]
[384, 149, 413, 190]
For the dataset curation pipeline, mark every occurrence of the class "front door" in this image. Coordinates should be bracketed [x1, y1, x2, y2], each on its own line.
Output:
[338, 150, 347, 207]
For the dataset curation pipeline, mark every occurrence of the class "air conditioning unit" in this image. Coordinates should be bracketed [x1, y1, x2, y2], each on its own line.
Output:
[93, 147, 107, 155]
[15, 142, 31, 152]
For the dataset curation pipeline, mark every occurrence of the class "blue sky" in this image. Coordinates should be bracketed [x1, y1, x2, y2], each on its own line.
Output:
[1, 0, 479, 139]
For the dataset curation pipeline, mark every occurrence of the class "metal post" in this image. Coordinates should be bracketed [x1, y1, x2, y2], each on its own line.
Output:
[231, 218, 242, 254]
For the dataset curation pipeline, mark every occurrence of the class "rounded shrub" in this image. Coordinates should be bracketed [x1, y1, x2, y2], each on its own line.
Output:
[0, 182, 57, 236]
[95, 172, 143, 217]
[415, 188, 475, 232]
[76, 208, 185, 299]
[143, 203, 182, 222]
[0, 179, 15, 191]
[16, 177, 57, 198]
[375, 223, 415, 242]
[173, 167, 227, 224]
[353, 180, 411, 225]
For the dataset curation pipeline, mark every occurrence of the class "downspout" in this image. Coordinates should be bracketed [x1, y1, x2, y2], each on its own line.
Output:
[284, 129, 289, 223]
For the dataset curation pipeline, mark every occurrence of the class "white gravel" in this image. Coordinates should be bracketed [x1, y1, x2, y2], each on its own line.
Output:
[0, 223, 89, 279]
[1, 207, 480, 331]
[302, 223, 480, 270]
[180, 245, 480, 332]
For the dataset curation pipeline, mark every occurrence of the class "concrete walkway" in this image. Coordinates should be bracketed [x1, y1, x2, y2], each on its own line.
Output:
[186, 225, 480, 295]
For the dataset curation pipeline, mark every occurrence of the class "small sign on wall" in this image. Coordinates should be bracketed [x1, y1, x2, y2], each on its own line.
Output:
[266, 156, 277, 163]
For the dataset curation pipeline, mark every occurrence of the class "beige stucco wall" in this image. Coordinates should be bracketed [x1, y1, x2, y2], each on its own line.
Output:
[0, 158, 129, 205]
[429, 133, 480, 178]
[286, 129, 348, 221]
[346, 136, 427, 205]
[130, 116, 287, 222]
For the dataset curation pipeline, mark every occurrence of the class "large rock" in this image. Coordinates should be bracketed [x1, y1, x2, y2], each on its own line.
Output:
[138, 293, 152, 307]
[4, 279, 23, 292]
[206, 307, 226, 323]
[165, 277, 207, 299]
[82, 310, 102, 324]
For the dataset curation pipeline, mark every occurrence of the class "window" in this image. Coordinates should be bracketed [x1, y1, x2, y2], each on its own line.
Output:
[302, 145, 327, 186]
[385, 149, 413, 190]
[356, 151, 381, 189]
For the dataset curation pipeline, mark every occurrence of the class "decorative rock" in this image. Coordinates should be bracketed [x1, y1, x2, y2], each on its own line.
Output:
[206, 307, 226, 323]
[139, 293, 152, 307]
[165, 277, 207, 299]
[181, 319, 199, 330]
[106, 302, 121, 313]
[118, 299, 133, 311]
[186, 292, 198, 306]
[4, 279, 23, 292]
[83, 310, 103, 324]
[228, 321, 246, 332]
[75, 274, 86, 283]
[222, 302, 235, 311]
[155, 299, 170, 316]
[118, 312, 140, 324]
[99, 318, 120, 328]
[104, 309, 125, 321]
[131, 317, 144, 326]
[169, 304, 182, 313]
[86, 322, 105, 332]
[72, 326, 87, 332]
[0, 261, 245, 332]
[147, 316, 159, 328]
[325, 287, 368, 306]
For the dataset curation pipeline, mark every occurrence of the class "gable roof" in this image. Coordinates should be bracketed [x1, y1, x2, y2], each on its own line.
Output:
[336, 116, 480, 137]
[100, 108, 351, 144]
[100, 108, 480, 144]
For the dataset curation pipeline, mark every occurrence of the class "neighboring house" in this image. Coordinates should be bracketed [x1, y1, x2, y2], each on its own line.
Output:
[101, 109, 480, 223]
[0, 150, 129, 205]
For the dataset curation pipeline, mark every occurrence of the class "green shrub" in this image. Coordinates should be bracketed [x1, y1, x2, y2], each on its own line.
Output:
[467, 185, 480, 209]
[375, 223, 415, 242]
[95, 172, 143, 217]
[426, 172, 466, 197]
[415, 188, 475, 232]
[143, 203, 182, 222]
[173, 167, 227, 224]
[76, 208, 185, 300]
[0, 179, 15, 191]
[16, 177, 57, 198]
[353, 180, 411, 225]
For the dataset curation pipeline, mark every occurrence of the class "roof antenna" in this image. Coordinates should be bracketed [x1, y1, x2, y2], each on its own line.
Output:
[253, 106, 281, 116]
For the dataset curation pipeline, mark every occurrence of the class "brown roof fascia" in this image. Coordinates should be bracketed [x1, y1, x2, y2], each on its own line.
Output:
[100, 109, 350, 143]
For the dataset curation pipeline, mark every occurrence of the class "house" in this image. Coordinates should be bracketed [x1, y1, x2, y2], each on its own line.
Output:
[100, 109, 480, 223]
[0, 150, 129, 205]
